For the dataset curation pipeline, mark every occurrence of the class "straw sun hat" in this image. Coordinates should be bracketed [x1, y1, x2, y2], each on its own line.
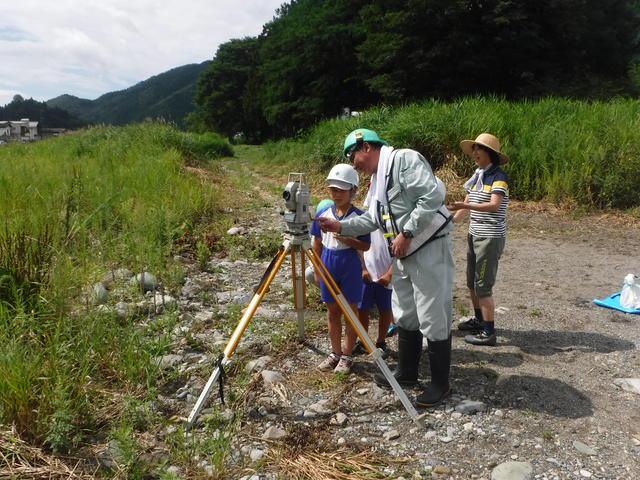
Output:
[460, 133, 509, 165]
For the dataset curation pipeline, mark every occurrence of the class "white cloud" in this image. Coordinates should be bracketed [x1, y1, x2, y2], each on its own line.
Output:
[0, 0, 283, 106]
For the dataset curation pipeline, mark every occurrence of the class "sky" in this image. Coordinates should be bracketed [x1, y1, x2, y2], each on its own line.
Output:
[0, 0, 285, 107]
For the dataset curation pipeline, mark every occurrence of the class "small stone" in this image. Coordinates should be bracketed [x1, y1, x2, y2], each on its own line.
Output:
[455, 399, 487, 415]
[580, 470, 592, 478]
[246, 356, 273, 373]
[166, 465, 180, 475]
[90, 282, 109, 305]
[491, 461, 533, 480]
[383, 429, 400, 441]
[573, 440, 597, 456]
[357, 388, 369, 395]
[613, 378, 640, 395]
[262, 426, 286, 440]
[331, 412, 348, 426]
[261, 370, 285, 384]
[153, 292, 176, 310]
[249, 448, 265, 462]
[433, 465, 452, 475]
[130, 272, 159, 292]
[306, 399, 332, 415]
[155, 354, 183, 370]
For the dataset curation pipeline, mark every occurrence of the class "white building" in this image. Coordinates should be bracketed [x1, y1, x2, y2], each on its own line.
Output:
[0, 118, 40, 142]
[0, 121, 10, 140]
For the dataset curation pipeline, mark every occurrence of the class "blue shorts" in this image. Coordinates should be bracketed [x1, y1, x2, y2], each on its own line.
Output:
[319, 248, 363, 304]
[359, 282, 392, 311]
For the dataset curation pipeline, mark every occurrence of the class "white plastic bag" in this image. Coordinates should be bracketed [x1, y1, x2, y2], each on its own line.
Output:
[620, 273, 640, 309]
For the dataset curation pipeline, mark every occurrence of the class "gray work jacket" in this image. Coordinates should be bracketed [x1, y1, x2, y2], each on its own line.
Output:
[341, 148, 446, 239]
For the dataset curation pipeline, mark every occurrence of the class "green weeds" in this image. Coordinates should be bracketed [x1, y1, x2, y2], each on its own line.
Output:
[216, 228, 282, 261]
[265, 96, 640, 209]
[0, 123, 232, 450]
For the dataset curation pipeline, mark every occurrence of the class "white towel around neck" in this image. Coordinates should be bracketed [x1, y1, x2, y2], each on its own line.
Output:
[463, 167, 485, 192]
[366, 145, 395, 208]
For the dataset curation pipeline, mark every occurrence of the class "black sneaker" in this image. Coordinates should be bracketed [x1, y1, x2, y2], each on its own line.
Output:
[351, 340, 367, 356]
[457, 317, 483, 332]
[464, 331, 497, 346]
[376, 341, 389, 360]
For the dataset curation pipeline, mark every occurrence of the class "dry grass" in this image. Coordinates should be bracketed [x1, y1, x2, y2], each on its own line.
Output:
[248, 424, 409, 480]
[265, 446, 406, 480]
[0, 426, 95, 479]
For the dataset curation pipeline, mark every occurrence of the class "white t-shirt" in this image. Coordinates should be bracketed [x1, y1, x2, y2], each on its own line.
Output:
[363, 228, 393, 290]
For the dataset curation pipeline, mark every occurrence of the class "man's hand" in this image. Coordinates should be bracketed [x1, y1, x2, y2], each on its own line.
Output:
[391, 232, 412, 258]
[312, 217, 341, 233]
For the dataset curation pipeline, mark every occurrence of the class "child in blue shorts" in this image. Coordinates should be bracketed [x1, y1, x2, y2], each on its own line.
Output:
[353, 225, 395, 359]
[310, 164, 370, 374]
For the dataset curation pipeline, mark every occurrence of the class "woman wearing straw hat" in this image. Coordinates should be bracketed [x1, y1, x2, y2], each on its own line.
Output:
[448, 133, 509, 347]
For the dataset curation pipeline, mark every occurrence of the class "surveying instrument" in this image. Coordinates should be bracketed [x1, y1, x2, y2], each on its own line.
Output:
[187, 173, 424, 427]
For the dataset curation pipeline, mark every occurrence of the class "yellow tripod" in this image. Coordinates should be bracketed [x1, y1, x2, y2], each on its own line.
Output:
[187, 231, 424, 427]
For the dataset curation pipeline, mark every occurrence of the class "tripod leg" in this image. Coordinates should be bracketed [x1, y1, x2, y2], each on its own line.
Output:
[305, 248, 425, 428]
[187, 246, 289, 427]
[291, 245, 306, 341]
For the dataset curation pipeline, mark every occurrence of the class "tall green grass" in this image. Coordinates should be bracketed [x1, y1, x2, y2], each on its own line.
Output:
[0, 123, 231, 451]
[264, 96, 640, 209]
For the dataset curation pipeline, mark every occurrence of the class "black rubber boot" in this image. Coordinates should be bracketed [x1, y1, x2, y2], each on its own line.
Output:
[415, 336, 451, 407]
[374, 327, 422, 388]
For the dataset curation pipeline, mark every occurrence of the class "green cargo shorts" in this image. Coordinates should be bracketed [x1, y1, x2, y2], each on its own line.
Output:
[466, 234, 505, 297]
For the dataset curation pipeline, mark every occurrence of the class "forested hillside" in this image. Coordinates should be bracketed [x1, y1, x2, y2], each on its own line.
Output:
[46, 62, 210, 127]
[192, 0, 640, 140]
[0, 95, 86, 129]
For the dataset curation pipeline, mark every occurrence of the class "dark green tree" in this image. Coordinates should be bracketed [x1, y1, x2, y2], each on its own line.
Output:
[357, 0, 640, 100]
[0, 96, 85, 129]
[195, 37, 265, 140]
[257, 0, 375, 136]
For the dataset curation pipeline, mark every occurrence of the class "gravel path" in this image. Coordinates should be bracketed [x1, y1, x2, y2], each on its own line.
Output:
[179, 159, 640, 480]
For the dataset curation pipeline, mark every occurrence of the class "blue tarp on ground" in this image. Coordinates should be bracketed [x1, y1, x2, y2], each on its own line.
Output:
[593, 292, 640, 314]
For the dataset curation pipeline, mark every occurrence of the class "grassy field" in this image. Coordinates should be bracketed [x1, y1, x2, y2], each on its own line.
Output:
[1, 96, 639, 477]
[0, 123, 234, 455]
[264, 96, 640, 211]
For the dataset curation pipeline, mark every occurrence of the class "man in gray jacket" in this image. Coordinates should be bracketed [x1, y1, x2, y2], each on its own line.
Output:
[314, 128, 455, 407]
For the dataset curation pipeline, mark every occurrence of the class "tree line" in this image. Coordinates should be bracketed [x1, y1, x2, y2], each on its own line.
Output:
[188, 0, 640, 141]
[0, 95, 86, 129]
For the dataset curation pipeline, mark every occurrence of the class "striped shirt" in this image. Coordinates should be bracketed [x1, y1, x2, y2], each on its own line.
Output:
[466, 165, 509, 238]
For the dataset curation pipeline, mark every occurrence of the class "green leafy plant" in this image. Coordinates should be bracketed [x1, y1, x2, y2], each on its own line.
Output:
[541, 430, 555, 440]
[196, 239, 211, 270]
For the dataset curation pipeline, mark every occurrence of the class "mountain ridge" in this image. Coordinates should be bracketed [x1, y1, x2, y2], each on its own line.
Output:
[47, 61, 210, 127]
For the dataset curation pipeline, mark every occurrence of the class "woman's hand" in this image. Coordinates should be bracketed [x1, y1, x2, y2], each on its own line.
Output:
[447, 201, 467, 212]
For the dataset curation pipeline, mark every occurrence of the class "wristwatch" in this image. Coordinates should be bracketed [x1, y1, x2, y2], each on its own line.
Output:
[401, 230, 414, 238]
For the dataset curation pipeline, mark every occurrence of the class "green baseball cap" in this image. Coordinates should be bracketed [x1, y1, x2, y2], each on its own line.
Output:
[342, 128, 388, 157]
